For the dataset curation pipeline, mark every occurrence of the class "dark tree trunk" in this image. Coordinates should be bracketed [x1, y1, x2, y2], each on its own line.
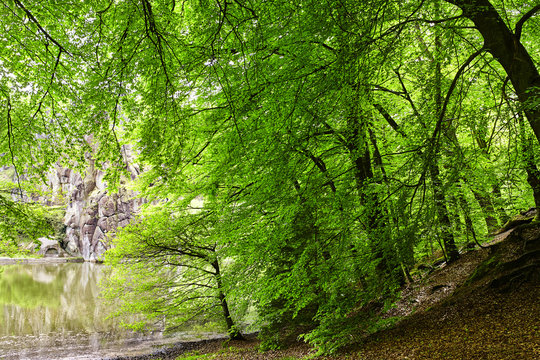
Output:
[432, 9, 460, 262]
[526, 166, 540, 219]
[211, 260, 244, 340]
[430, 162, 460, 262]
[345, 89, 404, 286]
[445, 0, 540, 141]
[518, 113, 540, 219]
[346, 115, 391, 278]
[447, 0, 540, 219]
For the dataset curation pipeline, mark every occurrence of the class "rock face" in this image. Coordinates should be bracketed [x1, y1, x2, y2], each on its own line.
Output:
[44, 143, 143, 261]
[2, 139, 142, 261]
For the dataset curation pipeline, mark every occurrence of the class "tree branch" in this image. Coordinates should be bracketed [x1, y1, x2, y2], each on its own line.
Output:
[3, 94, 23, 200]
[515, 5, 540, 40]
[432, 47, 485, 144]
[372, 102, 406, 137]
[13, 0, 70, 55]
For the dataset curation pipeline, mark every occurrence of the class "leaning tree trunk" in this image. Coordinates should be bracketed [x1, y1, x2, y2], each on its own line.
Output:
[211, 259, 244, 340]
[446, 0, 540, 215]
[445, 0, 540, 141]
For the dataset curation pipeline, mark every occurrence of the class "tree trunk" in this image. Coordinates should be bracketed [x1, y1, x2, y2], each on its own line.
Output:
[470, 189, 499, 232]
[345, 85, 404, 286]
[211, 260, 244, 340]
[432, 4, 460, 262]
[447, 0, 540, 219]
[470, 133, 507, 229]
[457, 186, 486, 248]
[518, 113, 540, 218]
[491, 184, 509, 224]
[430, 162, 460, 262]
[445, 0, 540, 142]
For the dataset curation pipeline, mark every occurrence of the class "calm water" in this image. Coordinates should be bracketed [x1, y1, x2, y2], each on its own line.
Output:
[0, 263, 207, 360]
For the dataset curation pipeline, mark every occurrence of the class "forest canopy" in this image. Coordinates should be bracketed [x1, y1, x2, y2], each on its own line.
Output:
[0, 0, 539, 351]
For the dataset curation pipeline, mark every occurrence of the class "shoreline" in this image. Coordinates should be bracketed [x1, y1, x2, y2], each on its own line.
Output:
[103, 332, 314, 360]
[105, 336, 231, 360]
[0, 257, 85, 265]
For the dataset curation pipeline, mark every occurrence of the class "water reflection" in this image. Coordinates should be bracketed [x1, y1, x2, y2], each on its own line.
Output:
[0, 263, 114, 335]
[0, 263, 174, 360]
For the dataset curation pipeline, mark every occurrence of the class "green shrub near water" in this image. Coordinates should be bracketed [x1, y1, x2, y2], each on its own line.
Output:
[0, 194, 63, 257]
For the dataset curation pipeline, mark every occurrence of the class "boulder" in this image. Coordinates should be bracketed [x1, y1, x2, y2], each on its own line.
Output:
[33, 143, 144, 261]
[65, 238, 81, 256]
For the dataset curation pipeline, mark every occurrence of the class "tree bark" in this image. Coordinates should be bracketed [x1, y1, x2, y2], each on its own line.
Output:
[457, 188, 486, 248]
[446, 0, 540, 217]
[518, 113, 540, 218]
[430, 162, 460, 262]
[470, 189, 499, 232]
[445, 0, 540, 142]
[345, 89, 404, 286]
[432, 4, 460, 262]
[211, 259, 244, 340]
[471, 130, 508, 228]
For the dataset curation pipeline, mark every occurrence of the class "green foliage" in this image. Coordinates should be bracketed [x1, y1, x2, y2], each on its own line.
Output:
[175, 352, 214, 360]
[102, 201, 243, 335]
[0, 193, 56, 256]
[0, 0, 539, 354]
[174, 347, 245, 360]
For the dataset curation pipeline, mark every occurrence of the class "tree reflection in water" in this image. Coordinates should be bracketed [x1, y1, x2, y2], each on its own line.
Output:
[0, 263, 169, 360]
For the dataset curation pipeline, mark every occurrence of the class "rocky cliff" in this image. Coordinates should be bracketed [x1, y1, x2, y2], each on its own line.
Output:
[42, 144, 143, 261]
[2, 139, 143, 261]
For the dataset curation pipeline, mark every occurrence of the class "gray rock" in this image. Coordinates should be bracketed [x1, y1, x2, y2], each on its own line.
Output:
[92, 226, 104, 247]
[37, 237, 67, 257]
[22, 143, 142, 261]
[99, 196, 117, 217]
[65, 239, 81, 256]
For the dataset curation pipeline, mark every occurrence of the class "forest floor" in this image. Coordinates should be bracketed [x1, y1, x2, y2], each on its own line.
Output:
[125, 223, 539, 360]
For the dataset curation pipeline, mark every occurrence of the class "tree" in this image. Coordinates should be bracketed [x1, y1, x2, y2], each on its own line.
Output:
[103, 201, 244, 340]
[0, 167, 58, 256]
[444, 0, 540, 211]
[0, 0, 538, 353]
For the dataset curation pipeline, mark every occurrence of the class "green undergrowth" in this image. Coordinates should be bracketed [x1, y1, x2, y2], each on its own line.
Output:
[174, 346, 306, 360]
[141, 224, 540, 360]
[175, 352, 215, 360]
[174, 347, 246, 360]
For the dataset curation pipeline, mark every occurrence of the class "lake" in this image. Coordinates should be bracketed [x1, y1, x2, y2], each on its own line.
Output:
[0, 262, 216, 360]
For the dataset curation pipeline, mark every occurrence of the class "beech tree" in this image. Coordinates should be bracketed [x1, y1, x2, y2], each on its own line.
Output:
[103, 202, 244, 340]
[0, 0, 538, 352]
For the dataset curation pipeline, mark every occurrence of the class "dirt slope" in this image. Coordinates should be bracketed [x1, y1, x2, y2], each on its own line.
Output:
[121, 223, 540, 360]
[356, 222, 540, 359]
